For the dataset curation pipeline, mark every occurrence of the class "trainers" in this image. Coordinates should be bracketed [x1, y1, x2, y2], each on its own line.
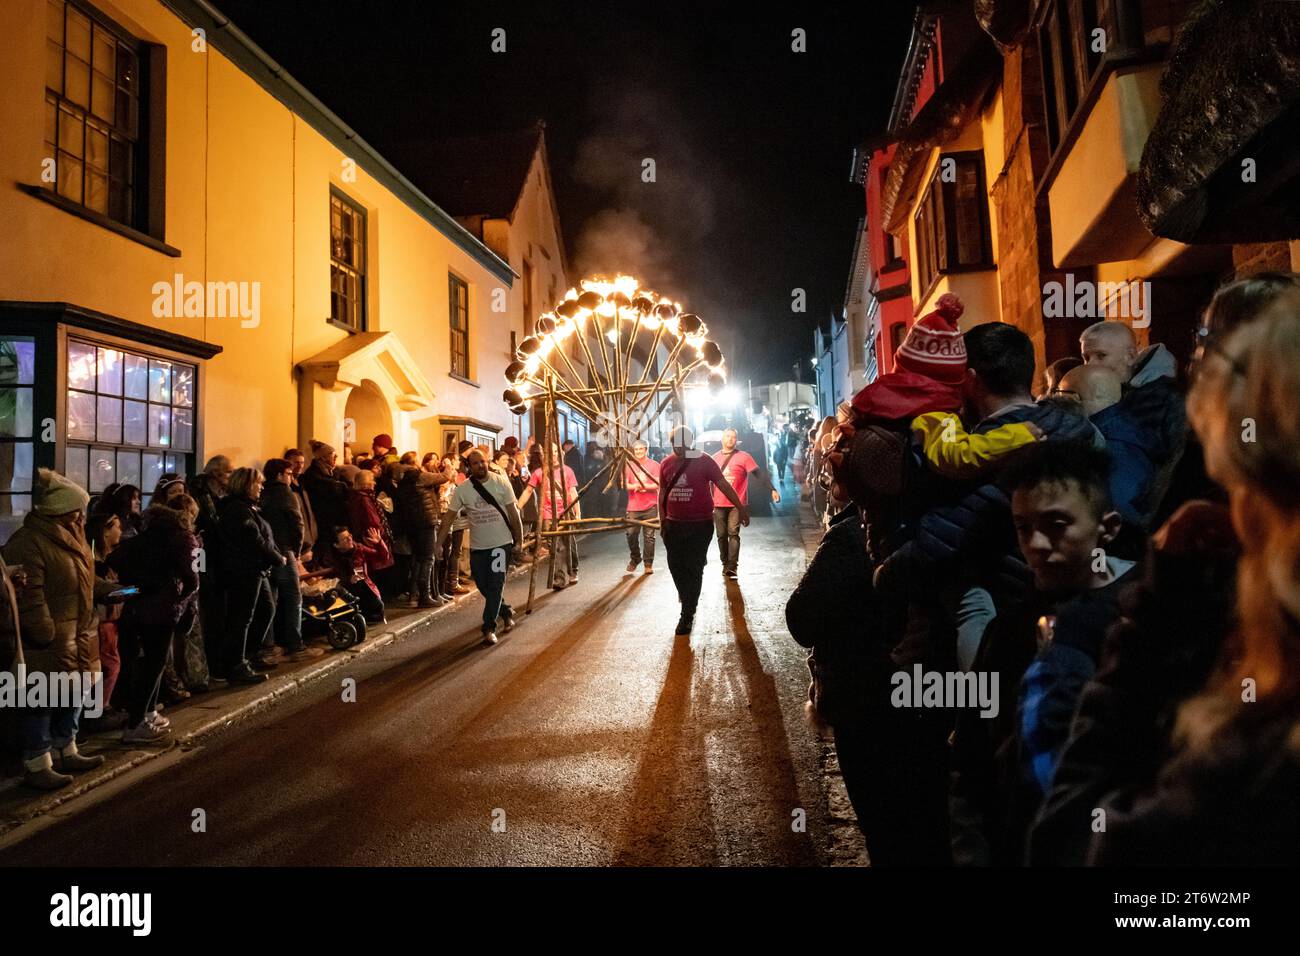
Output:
[145, 711, 170, 730]
[122, 721, 171, 744]
[644, 564, 654, 574]
[674, 614, 694, 636]
[250, 656, 279, 671]
[551, 573, 568, 590]
[500, 613, 515, 634]
[725, 569, 738, 580]
[569, 574, 578, 584]
[481, 631, 499, 646]
[418, 597, 439, 608]
[287, 646, 326, 662]
[627, 559, 639, 573]
[452, 585, 471, 595]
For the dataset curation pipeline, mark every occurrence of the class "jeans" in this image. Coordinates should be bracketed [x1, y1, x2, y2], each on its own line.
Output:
[712, 506, 742, 573]
[662, 519, 714, 617]
[551, 532, 579, 583]
[271, 557, 304, 651]
[20, 706, 81, 766]
[469, 546, 513, 633]
[225, 572, 275, 671]
[950, 585, 997, 673]
[626, 507, 658, 566]
[409, 526, 437, 601]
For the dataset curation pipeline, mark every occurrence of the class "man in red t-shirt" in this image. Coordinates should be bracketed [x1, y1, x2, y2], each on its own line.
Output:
[712, 428, 778, 580]
[659, 426, 748, 635]
[623, 439, 661, 574]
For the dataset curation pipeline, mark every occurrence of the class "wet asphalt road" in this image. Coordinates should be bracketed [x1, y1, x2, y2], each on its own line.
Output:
[1, 499, 828, 866]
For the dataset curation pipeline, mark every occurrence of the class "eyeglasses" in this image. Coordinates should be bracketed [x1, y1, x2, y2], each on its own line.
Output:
[1190, 325, 1248, 380]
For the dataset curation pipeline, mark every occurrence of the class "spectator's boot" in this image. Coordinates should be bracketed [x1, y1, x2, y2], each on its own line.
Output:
[22, 753, 73, 791]
[52, 739, 105, 772]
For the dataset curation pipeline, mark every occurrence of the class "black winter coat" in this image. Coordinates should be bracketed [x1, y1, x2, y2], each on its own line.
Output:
[300, 459, 349, 544]
[785, 506, 895, 726]
[217, 495, 283, 576]
[108, 504, 200, 631]
[260, 480, 304, 556]
[875, 400, 1102, 603]
[1027, 544, 1238, 865]
[395, 468, 444, 531]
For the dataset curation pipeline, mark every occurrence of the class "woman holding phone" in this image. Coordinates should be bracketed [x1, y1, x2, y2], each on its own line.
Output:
[108, 494, 202, 744]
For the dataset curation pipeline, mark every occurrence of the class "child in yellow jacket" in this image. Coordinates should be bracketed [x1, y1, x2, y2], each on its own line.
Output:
[911, 411, 1044, 480]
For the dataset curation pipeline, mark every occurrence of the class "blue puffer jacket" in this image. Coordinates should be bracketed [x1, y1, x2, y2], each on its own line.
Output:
[874, 400, 1102, 602]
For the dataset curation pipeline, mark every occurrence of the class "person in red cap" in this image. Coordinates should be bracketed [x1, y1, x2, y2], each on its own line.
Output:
[371, 434, 399, 465]
[852, 293, 967, 423]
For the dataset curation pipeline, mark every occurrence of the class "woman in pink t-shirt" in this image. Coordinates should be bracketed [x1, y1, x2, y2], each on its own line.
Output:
[658, 426, 748, 635]
[623, 439, 661, 574]
[516, 443, 581, 588]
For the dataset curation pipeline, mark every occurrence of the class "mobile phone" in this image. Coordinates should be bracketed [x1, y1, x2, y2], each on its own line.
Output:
[107, 586, 140, 599]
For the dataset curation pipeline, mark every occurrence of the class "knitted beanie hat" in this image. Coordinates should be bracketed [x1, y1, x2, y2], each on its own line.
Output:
[372, 433, 394, 451]
[895, 293, 967, 384]
[33, 467, 90, 515]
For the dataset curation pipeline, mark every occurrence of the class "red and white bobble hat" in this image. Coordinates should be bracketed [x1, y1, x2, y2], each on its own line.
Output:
[894, 293, 967, 384]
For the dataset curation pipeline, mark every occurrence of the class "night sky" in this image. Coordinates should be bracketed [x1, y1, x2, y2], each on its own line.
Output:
[214, 0, 917, 384]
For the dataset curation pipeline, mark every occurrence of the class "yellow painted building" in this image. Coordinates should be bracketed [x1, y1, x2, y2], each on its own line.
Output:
[0, 0, 519, 537]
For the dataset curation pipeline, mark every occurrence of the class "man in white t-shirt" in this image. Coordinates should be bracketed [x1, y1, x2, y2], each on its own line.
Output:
[448, 449, 523, 645]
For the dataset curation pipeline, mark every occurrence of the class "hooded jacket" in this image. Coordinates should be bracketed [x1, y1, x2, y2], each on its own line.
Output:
[2, 511, 105, 672]
[874, 399, 1103, 602]
[1117, 343, 1187, 519]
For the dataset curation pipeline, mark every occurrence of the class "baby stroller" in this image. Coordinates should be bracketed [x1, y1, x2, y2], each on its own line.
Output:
[300, 577, 367, 650]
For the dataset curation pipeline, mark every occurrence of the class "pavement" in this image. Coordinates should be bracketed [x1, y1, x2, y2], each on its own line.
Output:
[0, 488, 868, 866]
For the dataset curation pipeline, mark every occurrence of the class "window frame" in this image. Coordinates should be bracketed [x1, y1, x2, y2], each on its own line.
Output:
[912, 150, 994, 302]
[42, 0, 152, 232]
[63, 335, 196, 500]
[448, 271, 470, 379]
[329, 186, 368, 332]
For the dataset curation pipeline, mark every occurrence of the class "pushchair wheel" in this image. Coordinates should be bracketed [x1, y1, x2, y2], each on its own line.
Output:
[328, 620, 359, 650]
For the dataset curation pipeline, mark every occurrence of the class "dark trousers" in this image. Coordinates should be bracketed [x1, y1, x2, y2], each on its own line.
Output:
[197, 569, 226, 678]
[626, 506, 658, 565]
[271, 558, 304, 651]
[341, 581, 385, 622]
[661, 519, 714, 617]
[833, 709, 953, 866]
[441, 528, 465, 590]
[712, 506, 742, 573]
[123, 621, 175, 727]
[408, 526, 438, 600]
[469, 546, 513, 634]
[224, 573, 274, 672]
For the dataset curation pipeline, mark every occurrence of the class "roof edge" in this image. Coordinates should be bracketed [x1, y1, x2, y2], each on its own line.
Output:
[165, 0, 517, 284]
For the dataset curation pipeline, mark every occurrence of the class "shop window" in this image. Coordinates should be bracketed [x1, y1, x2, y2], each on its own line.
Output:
[43, 0, 146, 228]
[330, 188, 367, 330]
[913, 151, 993, 298]
[0, 338, 38, 541]
[64, 339, 193, 501]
